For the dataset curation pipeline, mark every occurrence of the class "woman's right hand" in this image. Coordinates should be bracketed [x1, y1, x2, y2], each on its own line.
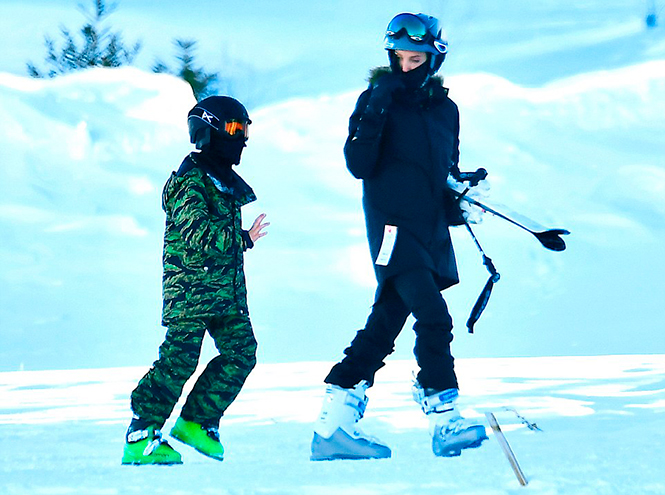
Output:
[368, 73, 404, 111]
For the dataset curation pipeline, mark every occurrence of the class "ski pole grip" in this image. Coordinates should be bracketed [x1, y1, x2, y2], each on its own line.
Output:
[469, 168, 487, 186]
[458, 168, 488, 187]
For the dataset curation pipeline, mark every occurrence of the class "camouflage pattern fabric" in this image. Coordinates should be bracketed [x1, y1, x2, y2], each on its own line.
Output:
[161, 160, 256, 324]
[130, 156, 258, 426]
[131, 312, 257, 426]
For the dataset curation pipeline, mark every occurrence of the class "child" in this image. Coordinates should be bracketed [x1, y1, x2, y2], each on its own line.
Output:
[122, 96, 269, 465]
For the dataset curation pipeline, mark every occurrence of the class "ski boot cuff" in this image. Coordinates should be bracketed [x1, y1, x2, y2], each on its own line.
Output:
[412, 383, 459, 414]
[314, 382, 371, 439]
[327, 383, 369, 418]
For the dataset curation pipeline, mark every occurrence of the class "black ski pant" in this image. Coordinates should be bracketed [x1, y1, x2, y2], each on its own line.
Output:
[325, 268, 458, 392]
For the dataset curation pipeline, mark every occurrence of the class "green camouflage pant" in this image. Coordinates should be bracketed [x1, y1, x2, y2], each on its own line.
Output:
[131, 311, 257, 427]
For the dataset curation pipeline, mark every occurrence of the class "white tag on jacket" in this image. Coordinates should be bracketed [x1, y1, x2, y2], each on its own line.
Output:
[375, 225, 397, 266]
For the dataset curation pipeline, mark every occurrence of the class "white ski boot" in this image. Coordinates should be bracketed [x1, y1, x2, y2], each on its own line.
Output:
[311, 381, 391, 461]
[413, 384, 488, 457]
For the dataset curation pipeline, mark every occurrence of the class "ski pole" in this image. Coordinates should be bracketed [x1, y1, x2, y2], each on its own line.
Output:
[454, 187, 500, 333]
[464, 221, 500, 333]
[485, 412, 529, 487]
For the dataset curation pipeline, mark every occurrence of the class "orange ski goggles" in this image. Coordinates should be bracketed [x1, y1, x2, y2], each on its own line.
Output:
[223, 119, 250, 139]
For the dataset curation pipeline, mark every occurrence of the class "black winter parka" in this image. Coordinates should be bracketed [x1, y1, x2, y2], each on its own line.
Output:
[344, 68, 461, 292]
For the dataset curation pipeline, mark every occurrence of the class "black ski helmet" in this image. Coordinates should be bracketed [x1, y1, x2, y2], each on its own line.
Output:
[384, 13, 448, 75]
[187, 96, 251, 149]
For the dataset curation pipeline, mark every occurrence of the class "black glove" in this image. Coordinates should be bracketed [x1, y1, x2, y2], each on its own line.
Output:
[366, 72, 404, 115]
[354, 73, 404, 140]
[442, 188, 466, 226]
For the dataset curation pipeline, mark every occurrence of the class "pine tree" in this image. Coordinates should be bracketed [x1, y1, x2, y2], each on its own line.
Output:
[153, 39, 219, 101]
[27, 0, 141, 78]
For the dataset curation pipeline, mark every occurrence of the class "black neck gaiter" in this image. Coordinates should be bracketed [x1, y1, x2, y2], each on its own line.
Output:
[399, 60, 431, 90]
[196, 138, 245, 183]
[389, 51, 432, 90]
[205, 138, 245, 166]
[194, 152, 232, 184]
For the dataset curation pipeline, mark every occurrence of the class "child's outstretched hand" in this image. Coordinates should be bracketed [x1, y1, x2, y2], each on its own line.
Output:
[249, 213, 269, 243]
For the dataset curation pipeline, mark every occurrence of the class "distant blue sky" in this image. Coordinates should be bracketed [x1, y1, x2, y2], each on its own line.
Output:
[2, 0, 661, 107]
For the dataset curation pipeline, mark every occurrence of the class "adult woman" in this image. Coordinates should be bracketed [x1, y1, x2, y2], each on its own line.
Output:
[311, 13, 487, 460]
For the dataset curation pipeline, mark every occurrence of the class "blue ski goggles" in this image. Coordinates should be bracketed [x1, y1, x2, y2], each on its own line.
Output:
[385, 13, 448, 54]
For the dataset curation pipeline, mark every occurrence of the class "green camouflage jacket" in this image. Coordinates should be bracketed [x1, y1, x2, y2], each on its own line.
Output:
[161, 153, 256, 324]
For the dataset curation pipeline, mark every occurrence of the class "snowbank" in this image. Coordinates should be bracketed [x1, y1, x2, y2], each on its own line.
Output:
[1, 61, 665, 371]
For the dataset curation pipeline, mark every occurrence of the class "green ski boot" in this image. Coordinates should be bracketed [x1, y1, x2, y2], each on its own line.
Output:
[170, 417, 225, 461]
[122, 424, 182, 465]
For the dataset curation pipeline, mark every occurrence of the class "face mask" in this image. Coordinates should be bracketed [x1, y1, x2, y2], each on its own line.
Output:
[204, 137, 246, 166]
[399, 59, 431, 90]
[389, 51, 431, 90]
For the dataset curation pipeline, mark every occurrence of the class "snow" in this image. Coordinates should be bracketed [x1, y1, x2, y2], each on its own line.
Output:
[2, 356, 665, 493]
[3, 61, 665, 369]
[1, 0, 665, 493]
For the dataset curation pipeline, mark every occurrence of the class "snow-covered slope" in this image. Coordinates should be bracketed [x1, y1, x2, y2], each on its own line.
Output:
[1, 355, 664, 493]
[1, 58, 665, 370]
[0, 68, 195, 370]
[1, 2, 665, 493]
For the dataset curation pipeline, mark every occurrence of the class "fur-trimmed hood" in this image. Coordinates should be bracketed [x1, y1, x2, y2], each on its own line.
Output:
[367, 66, 450, 104]
[367, 66, 448, 102]
[368, 66, 446, 89]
